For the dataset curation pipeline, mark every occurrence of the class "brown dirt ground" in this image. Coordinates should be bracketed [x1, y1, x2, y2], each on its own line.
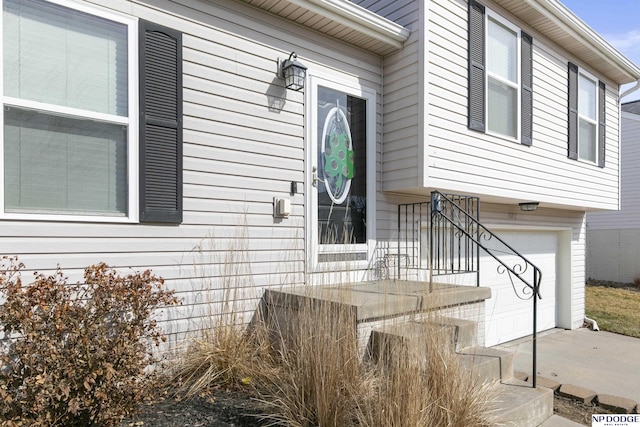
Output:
[553, 394, 612, 426]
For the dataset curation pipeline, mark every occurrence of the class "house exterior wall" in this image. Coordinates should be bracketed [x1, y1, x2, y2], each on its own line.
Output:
[0, 0, 623, 346]
[0, 0, 385, 342]
[587, 111, 640, 282]
[351, 0, 423, 191]
[354, 0, 604, 332]
[364, 0, 621, 212]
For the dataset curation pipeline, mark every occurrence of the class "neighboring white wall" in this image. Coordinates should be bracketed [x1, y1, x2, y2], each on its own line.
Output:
[587, 230, 640, 283]
[588, 112, 640, 229]
[587, 111, 640, 282]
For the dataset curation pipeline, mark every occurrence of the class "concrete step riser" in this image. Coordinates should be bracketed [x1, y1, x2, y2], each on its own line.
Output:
[491, 380, 554, 427]
[456, 346, 514, 383]
[364, 317, 479, 357]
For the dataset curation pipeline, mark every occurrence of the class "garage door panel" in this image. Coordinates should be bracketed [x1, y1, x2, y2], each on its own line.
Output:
[482, 231, 557, 346]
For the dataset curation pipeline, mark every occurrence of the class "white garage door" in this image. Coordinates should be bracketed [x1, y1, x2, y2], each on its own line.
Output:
[481, 231, 557, 347]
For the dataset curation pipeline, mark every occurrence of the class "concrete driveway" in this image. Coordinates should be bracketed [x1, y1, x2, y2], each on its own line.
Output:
[495, 328, 640, 405]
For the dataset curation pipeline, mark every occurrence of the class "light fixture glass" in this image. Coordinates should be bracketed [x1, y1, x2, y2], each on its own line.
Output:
[280, 52, 307, 91]
[519, 202, 539, 211]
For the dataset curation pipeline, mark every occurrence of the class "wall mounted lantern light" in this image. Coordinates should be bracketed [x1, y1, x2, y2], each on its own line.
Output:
[519, 202, 539, 212]
[279, 52, 307, 91]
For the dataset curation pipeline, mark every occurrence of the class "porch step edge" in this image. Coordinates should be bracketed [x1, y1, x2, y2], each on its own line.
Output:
[490, 379, 554, 427]
[456, 346, 514, 382]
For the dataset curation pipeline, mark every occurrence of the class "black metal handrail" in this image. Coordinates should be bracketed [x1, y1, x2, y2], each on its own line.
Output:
[430, 193, 480, 287]
[430, 190, 542, 388]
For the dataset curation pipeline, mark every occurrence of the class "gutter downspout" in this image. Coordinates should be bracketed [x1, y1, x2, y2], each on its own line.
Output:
[584, 316, 599, 331]
[621, 79, 640, 99]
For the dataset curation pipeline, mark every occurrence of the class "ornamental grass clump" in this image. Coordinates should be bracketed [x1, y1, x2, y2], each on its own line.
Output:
[355, 320, 495, 427]
[0, 257, 179, 427]
[258, 298, 363, 427]
[169, 228, 277, 399]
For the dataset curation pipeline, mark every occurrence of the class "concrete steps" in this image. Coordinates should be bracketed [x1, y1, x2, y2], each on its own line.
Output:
[456, 345, 514, 382]
[491, 379, 554, 427]
[368, 316, 477, 354]
[367, 319, 553, 426]
[263, 281, 554, 426]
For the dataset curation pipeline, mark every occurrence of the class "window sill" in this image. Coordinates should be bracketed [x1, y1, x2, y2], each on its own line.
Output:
[485, 129, 520, 145]
[1, 212, 137, 224]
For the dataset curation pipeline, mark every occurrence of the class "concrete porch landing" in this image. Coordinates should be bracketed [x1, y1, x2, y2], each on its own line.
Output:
[264, 280, 492, 323]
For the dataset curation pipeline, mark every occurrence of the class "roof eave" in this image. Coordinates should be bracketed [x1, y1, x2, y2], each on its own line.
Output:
[527, 0, 640, 84]
[286, 0, 410, 50]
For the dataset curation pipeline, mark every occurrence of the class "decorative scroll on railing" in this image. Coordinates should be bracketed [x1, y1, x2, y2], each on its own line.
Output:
[429, 190, 542, 388]
[431, 191, 541, 301]
[397, 191, 542, 388]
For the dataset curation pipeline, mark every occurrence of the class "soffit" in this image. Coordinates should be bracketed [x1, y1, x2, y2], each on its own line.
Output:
[493, 0, 640, 84]
[237, 0, 410, 56]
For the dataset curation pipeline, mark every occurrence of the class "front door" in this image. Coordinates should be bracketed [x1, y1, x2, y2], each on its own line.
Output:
[307, 77, 376, 272]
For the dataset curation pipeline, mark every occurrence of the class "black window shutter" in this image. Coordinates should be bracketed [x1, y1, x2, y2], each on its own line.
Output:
[468, 0, 486, 132]
[567, 62, 578, 160]
[139, 20, 183, 223]
[521, 31, 533, 146]
[598, 80, 606, 168]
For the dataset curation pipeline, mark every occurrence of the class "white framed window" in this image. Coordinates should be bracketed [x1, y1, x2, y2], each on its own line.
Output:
[568, 62, 605, 167]
[486, 13, 519, 139]
[468, 0, 533, 146]
[1, 0, 138, 221]
[577, 70, 598, 162]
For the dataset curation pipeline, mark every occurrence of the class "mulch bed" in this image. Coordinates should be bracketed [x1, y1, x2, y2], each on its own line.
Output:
[122, 386, 267, 427]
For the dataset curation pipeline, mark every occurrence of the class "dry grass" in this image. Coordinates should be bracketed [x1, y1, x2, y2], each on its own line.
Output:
[257, 299, 362, 427]
[172, 283, 496, 426]
[172, 229, 496, 426]
[355, 326, 495, 427]
[170, 322, 271, 398]
[170, 222, 275, 399]
[586, 285, 640, 338]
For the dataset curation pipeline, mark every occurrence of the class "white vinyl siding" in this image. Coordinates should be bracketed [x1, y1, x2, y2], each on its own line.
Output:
[417, 0, 619, 210]
[0, 0, 384, 342]
[351, 0, 422, 191]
